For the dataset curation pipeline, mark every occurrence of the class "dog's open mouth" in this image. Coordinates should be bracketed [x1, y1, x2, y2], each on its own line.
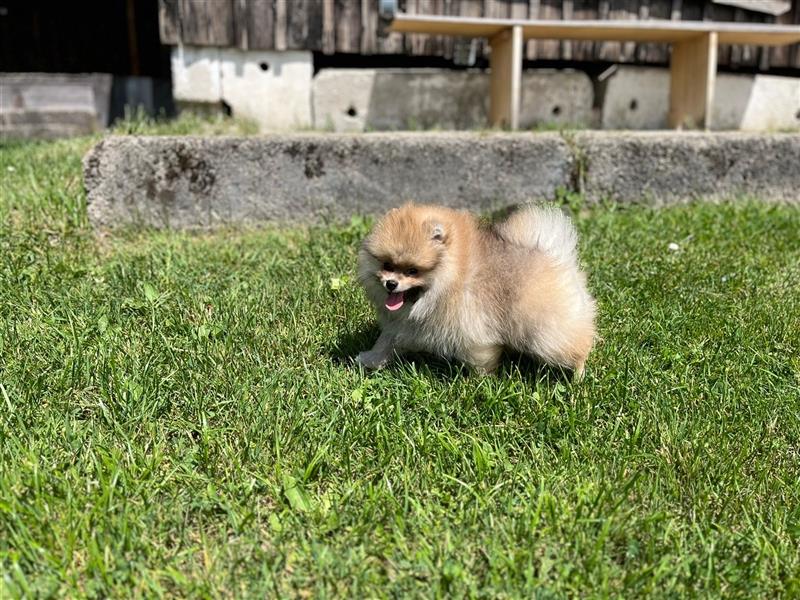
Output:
[385, 287, 422, 311]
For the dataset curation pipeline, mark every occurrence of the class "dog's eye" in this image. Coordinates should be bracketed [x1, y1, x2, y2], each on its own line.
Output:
[382, 262, 393, 272]
[405, 268, 418, 276]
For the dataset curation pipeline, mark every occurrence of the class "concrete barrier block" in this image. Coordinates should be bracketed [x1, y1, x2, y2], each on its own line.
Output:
[1, 111, 99, 140]
[311, 69, 376, 132]
[602, 66, 800, 131]
[601, 67, 669, 130]
[84, 133, 573, 229]
[0, 73, 112, 139]
[579, 131, 800, 203]
[171, 46, 313, 130]
[219, 49, 312, 130]
[367, 70, 489, 130]
[714, 74, 800, 131]
[519, 70, 594, 128]
[171, 46, 222, 103]
[311, 69, 593, 131]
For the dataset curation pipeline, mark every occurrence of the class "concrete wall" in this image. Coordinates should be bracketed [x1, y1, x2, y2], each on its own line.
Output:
[602, 66, 800, 131]
[84, 132, 800, 230]
[312, 69, 594, 131]
[84, 134, 573, 229]
[170, 46, 313, 130]
[0, 73, 112, 139]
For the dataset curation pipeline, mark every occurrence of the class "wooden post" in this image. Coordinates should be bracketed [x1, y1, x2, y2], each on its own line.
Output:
[489, 26, 523, 130]
[669, 32, 718, 130]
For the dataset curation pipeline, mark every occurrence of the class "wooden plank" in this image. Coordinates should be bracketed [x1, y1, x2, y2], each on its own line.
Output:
[770, 1, 800, 68]
[711, 3, 734, 67]
[489, 25, 523, 129]
[537, 0, 561, 60]
[508, 1, 529, 26]
[793, 0, 800, 68]
[459, 0, 485, 21]
[441, 0, 459, 59]
[680, 0, 702, 21]
[562, 0, 574, 60]
[287, 0, 323, 50]
[171, 0, 232, 47]
[233, 0, 248, 50]
[486, 0, 510, 20]
[322, 0, 335, 54]
[286, 0, 309, 49]
[403, 0, 420, 54]
[792, 0, 799, 61]
[275, 0, 287, 50]
[361, 0, 377, 54]
[247, 0, 275, 50]
[611, 0, 638, 62]
[603, 0, 630, 62]
[736, 9, 764, 68]
[525, 0, 541, 59]
[456, 0, 485, 62]
[422, 0, 445, 56]
[623, 0, 639, 61]
[205, 0, 234, 46]
[650, 0, 672, 63]
[669, 32, 717, 129]
[309, 0, 325, 51]
[388, 15, 800, 45]
[417, 0, 434, 56]
[158, 0, 181, 45]
[178, 0, 208, 45]
[572, 0, 598, 61]
[641, 0, 672, 63]
[715, 29, 797, 46]
[670, 0, 681, 21]
[335, 0, 361, 53]
[637, 0, 650, 62]
[596, 0, 616, 60]
[770, 4, 792, 68]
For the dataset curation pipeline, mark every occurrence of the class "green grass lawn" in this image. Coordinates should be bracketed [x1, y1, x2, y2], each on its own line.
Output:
[1, 126, 799, 598]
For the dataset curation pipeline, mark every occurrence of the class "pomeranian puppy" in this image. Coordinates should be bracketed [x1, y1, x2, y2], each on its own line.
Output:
[356, 203, 596, 377]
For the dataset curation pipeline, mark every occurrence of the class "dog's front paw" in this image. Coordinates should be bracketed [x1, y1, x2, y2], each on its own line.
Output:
[356, 351, 388, 370]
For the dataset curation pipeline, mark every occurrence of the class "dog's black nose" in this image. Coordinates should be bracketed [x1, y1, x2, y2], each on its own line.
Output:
[385, 280, 398, 291]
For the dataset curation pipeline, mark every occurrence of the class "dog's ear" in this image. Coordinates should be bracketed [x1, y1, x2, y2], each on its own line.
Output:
[431, 222, 446, 243]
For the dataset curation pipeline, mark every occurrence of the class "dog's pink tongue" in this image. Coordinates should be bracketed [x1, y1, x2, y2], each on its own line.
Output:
[385, 291, 405, 311]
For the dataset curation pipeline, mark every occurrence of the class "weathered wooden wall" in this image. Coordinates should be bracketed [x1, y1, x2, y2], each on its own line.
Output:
[159, 0, 800, 69]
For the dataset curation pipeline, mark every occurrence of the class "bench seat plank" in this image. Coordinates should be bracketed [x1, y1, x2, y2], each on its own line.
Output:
[389, 16, 800, 46]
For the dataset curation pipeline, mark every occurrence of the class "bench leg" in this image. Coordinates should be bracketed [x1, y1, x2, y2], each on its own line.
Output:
[669, 32, 718, 130]
[489, 25, 523, 130]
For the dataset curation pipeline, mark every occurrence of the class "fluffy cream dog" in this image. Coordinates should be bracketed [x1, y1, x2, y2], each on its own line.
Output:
[357, 203, 596, 377]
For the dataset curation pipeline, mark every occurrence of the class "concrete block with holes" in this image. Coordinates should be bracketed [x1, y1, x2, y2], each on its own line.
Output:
[311, 69, 594, 132]
[602, 66, 800, 131]
[170, 45, 312, 130]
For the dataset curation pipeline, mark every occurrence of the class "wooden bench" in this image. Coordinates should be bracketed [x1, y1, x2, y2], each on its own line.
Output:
[386, 13, 800, 130]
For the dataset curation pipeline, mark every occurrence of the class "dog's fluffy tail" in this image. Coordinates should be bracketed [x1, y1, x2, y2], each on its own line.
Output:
[496, 204, 579, 265]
